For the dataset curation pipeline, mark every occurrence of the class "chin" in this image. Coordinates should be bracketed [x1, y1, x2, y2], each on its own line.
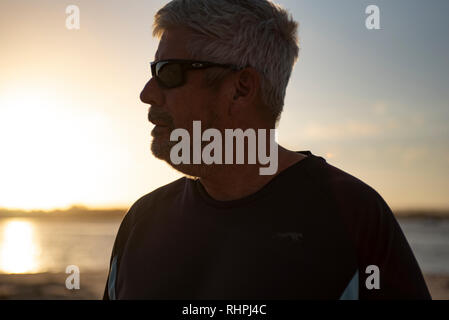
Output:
[151, 141, 208, 178]
[150, 138, 172, 162]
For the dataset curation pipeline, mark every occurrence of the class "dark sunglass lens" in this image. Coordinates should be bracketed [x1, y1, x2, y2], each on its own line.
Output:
[157, 62, 183, 88]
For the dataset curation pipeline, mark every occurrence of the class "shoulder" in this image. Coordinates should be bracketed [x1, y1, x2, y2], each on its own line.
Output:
[304, 155, 389, 213]
[311, 158, 397, 247]
[319, 161, 408, 264]
[123, 176, 188, 227]
[109, 176, 187, 258]
[324, 162, 387, 210]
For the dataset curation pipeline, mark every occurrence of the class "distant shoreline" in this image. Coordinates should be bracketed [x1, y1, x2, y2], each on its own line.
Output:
[0, 206, 126, 220]
[1, 206, 448, 219]
[393, 209, 449, 220]
[1, 207, 449, 219]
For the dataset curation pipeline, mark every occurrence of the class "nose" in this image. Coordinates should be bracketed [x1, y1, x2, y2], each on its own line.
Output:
[140, 77, 164, 106]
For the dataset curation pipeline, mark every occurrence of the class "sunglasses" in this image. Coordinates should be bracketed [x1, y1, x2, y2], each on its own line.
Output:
[150, 59, 241, 89]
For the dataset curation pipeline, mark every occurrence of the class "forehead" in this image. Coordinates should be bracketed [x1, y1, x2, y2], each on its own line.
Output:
[154, 27, 194, 61]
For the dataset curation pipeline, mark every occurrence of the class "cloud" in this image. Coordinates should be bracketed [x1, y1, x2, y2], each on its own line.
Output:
[372, 101, 388, 115]
[303, 121, 382, 140]
[400, 146, 429, 167]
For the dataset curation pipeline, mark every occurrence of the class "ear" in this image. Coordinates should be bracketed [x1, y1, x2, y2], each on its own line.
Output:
[229, 67, 261, 112]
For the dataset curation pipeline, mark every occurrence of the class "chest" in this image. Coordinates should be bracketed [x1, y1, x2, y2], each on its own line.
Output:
[116, 209, 356, 299]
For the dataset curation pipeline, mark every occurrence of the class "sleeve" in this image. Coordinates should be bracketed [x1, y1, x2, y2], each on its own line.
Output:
[360, 195, 431, 299]
[336, 183, 431, 299]
[102, 208, 134, 300]
[101, 187, 169, 300]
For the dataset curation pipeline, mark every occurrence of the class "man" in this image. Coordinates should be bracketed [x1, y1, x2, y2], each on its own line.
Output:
[103, 0, 430, 299]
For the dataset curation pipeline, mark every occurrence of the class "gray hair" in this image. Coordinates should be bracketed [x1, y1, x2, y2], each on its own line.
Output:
[153, 0, 300, 123]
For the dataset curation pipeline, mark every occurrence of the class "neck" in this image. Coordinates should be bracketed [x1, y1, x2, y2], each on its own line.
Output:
[197, 146, 307, 201]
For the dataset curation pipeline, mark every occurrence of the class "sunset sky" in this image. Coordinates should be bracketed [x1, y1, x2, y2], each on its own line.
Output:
[1, 0, 448, 211]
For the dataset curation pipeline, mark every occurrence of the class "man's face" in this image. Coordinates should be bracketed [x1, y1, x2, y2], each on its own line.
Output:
[140, 27, 226, 165]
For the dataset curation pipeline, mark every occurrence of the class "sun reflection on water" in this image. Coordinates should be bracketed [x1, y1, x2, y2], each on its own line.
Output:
[0, 220, 41, 274]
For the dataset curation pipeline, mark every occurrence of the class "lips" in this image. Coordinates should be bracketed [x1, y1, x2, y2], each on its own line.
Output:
[148, 111, 172, 127]
[148, 108, 174, 138]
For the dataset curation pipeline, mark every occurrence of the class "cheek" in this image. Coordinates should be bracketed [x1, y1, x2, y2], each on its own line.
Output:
[166, 91, 213, 130]
[164, 93, 193, 129]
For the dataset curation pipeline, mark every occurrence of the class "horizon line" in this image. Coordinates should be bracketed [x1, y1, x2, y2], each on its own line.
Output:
[1, 204, 449, 215]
